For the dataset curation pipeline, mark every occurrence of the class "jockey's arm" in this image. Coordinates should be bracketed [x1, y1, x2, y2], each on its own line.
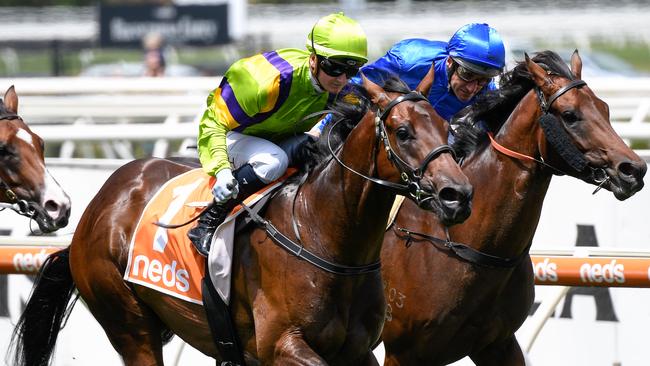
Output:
[198, 101, 232, 177]
[198, 66, 267, 177]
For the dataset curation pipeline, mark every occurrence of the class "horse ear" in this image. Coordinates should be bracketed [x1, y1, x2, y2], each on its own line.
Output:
[3, 85, 18, 114]
[570, 49, 582, 80]
[415, 63, 435, 96]
[525, 53, 552, 90]
[361, 73, 390, 108]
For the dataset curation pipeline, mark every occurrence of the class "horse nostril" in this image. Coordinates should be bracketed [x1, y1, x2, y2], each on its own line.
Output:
[618, 161, 647, 181]
[439, 186, 472, 206]
[44, 200, 60, 213]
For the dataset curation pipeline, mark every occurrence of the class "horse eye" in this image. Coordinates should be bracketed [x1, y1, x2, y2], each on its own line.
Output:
[395, 127, 412, 141]
[562, 110, 579, 124]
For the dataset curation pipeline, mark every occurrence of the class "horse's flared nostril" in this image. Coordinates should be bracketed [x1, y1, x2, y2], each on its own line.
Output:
[437, 185, 473, 225]
[44, 200, 60, 215]
[617, 161, 647, 183]
[439, 185, 473, 207]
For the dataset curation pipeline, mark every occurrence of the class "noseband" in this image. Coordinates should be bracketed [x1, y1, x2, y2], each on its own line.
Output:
[534, 79, 608, 184]
[329, 91, 455, 205]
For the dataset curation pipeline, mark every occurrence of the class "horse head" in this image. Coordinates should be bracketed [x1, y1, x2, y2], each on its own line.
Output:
[526, 51, 646, 200]
[361, 75, 473, 225]
[0, 86, 71, 232]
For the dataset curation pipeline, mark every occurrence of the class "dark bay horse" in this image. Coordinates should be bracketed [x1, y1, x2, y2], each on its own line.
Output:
[0, 85, 70, 232]
[380, 51, 646, 366]
[11, 76, 473, 365]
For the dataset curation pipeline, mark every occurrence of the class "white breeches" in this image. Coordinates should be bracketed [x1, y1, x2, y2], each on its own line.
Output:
[226, 131, 289, 183]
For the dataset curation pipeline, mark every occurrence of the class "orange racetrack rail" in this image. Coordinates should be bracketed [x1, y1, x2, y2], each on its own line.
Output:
[2, 243, 650, 287]
[0, 237, 70, 274]
[531, 255, 650, 287]
[0, 246, 62, 274]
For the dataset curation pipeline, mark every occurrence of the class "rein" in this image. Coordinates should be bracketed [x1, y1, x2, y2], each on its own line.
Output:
[328, 91, 455, 205]
[159, 91, 455, 275]
[490, 79, 609, 193]
[241, 91, 455, 275]
[392, 79, 603, 268]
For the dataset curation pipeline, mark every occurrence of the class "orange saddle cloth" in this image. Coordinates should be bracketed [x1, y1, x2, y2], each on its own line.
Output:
[124, 168, 213, 304]
[123, 168, 296, 304]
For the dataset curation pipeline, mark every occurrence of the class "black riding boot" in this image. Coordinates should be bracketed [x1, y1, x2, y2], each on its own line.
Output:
[188, 164, 266, 255]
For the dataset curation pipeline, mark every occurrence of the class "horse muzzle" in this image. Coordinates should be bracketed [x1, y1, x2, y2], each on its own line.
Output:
[30, 196, 72, 233]
[606, 160, 647, 201]
[418, 180, 473, 226]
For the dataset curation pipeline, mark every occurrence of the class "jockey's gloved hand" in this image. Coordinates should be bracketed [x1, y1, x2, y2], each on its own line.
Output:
[212, 168, 239, 203]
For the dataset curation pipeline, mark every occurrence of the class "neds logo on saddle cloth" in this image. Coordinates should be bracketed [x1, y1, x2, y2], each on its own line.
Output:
[123, 169, 215, 304]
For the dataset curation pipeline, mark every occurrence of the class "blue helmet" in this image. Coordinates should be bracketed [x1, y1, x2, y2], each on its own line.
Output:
[447, 23, 505, 77]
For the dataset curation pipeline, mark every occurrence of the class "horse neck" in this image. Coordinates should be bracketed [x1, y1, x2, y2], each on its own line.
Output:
[302, 112, 396, 265]
[454, 90, 553, 257]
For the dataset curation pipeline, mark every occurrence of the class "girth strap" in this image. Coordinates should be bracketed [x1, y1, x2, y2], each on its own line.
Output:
[202, 261, 246, 366]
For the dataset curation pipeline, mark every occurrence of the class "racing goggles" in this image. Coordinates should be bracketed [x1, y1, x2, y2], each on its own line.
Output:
[318, 56, 362, 78]
[455, 64, 492, 87]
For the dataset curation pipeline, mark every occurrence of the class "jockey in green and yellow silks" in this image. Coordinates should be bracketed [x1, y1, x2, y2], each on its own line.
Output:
[189, 12, 368, 252]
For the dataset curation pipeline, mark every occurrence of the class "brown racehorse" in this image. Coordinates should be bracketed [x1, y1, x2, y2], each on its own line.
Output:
[11, 76, 473, 365]
[0, 85, 70, 232]
[380, 51, 647, 366]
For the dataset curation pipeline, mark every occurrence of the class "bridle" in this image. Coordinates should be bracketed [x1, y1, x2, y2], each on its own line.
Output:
[536, 79, 585, 113]
[232, 91, 456, 276]
[0, 113, 39, 219]
[328, 91, 455, 205]
[490, 77, 610, 191]
[0, 180, 37, 218]
[393, 77, 610, 268]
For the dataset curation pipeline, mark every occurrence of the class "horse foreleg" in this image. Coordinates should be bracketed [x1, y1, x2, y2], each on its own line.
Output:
[270, 331, 327, 366]
[469, 336, 526, 366]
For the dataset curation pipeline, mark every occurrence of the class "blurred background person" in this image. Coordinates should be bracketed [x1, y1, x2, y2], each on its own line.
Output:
[142, 32, 166, 77]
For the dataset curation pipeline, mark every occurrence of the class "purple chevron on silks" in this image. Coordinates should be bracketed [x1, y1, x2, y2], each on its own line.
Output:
[217, 51, 294, 132]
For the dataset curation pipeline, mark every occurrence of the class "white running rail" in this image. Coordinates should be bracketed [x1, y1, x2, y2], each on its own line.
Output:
[0, 76, 649, 159]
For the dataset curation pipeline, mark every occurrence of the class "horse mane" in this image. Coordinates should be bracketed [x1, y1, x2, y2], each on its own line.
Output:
[451, 50, 576, 158]
[296, 75, 411, 174]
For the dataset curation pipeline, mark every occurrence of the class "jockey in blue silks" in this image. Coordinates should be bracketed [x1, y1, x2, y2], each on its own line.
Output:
[314, 23, 506, 140]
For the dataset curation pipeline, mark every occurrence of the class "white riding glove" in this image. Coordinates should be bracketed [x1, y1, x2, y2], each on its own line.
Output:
[211, 169, 239, 203]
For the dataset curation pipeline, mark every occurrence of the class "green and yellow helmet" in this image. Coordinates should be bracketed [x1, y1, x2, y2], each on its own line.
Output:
[306, 12, 368, 64]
